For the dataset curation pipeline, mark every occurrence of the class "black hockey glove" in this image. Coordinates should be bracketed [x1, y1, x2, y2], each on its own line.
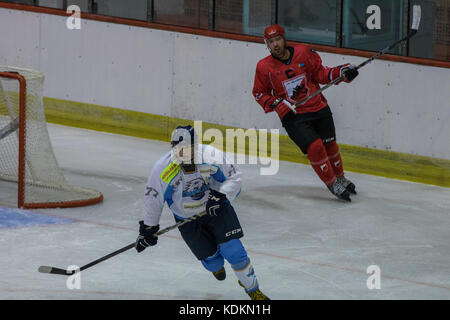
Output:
[342, 65, 359, 82]
[206, 189, 227, 217]
[135, 221, 160, 253]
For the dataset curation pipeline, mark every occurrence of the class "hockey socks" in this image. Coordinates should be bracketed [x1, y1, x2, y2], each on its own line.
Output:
[218, 239, 259, 292]
[324, 141, 344, 178]
[232, 257, 259, 293]
[325, 141, 356, 194]
[307, 138, 336, 186]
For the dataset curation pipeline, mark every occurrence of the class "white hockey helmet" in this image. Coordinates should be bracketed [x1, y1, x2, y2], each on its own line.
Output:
[170, 125, 199, 164]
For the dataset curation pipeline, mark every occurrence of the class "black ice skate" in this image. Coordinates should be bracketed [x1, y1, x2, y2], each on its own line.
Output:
[212, 267, 226, 281]
[337, 176, 356, 194]
[328, 179, 351, 202]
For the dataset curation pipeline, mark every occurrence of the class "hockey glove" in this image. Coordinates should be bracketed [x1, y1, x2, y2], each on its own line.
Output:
[266, 98, 293, 119]
[329, 64, 359, 84]
[341, 65, 359, 82]
[135, 221, 160, 253]
[206, 189, 227, 217]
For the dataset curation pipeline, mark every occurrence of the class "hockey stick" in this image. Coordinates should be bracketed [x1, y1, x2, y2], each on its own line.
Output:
[38, 210, 208, 276]
[285, 5, 422, 111]
[0, 118, 19, 140]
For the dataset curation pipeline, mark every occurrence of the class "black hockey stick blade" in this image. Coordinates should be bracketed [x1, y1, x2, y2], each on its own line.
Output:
[38, 265, 75, 276]
[36, 243, 135, 276]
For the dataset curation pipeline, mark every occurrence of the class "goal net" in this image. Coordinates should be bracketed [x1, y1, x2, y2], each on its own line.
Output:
[0, 66, 103, 208]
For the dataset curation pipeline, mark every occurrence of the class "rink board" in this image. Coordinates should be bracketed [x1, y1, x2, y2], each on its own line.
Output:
[43, 97, 450, 188]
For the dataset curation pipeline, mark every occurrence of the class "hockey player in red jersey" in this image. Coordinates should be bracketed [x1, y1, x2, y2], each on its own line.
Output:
[253, 24, 358, 201]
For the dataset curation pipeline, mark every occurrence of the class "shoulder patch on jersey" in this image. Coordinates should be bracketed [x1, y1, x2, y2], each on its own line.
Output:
[160, 162, 180, 184]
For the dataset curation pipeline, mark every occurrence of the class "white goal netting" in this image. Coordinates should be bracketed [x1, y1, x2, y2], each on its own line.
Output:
[0, 66, 102, 208]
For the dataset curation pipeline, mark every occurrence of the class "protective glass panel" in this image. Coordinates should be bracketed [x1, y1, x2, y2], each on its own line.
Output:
[94, 0, 149, 21]
[278, 0, 337, 46]
[215, 0, 272, 36]
[409, 0, 450, 61]
[154, 0, 209, 29]
[37, 0, 64, 9]
[342, 0, 404, 55]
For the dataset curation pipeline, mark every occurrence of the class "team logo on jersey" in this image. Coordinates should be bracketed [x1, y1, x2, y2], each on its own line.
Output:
[298, 63, 305, 68]
[255, 92, 263, 101]
[183, 177, 208, 200]
[282, 74, 309, 104]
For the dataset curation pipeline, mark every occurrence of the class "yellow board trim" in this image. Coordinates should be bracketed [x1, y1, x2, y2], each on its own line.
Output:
[43, 97, 450, 188]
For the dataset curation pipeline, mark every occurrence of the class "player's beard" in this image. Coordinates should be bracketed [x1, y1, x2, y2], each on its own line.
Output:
[271, 40, 287, 59]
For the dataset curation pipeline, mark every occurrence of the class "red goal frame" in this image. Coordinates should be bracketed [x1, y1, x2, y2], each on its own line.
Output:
[0, 71, 103, 209]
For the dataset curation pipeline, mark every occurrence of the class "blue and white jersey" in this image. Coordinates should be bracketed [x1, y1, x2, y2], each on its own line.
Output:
[143, 144, 242, 226]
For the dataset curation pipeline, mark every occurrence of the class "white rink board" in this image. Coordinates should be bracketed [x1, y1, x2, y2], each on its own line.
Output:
[0, 8, 449, 159]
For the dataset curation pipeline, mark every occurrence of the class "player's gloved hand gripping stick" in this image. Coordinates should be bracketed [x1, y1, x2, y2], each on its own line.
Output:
[135, 221, 160, 252]
[38, 210, 208, 276]
[278, 5, 422, 113]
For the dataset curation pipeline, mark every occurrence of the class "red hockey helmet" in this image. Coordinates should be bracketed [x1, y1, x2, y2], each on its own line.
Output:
[264, 24, 285, 40]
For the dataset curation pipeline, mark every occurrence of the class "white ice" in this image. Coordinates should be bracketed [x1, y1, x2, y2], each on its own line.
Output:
[0, 124, 449, 300]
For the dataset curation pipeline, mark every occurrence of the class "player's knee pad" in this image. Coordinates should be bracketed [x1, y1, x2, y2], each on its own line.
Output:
[219, 239, 249, 270]
[307, 138, 327, 161]
[201, 250, 224, 273]
[324, 140, 339, 154]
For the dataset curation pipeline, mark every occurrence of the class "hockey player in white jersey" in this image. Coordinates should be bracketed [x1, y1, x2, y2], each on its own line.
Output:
[135, 125, 269, 300]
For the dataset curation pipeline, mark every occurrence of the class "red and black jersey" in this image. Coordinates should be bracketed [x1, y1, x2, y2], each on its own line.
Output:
[253, 44, 337, 118]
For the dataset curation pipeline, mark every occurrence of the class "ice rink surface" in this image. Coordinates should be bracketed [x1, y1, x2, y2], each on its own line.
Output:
[1, 124, 449, 300]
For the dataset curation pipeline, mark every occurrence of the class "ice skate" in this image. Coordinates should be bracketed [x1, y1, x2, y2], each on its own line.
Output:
[337, 176, 356, 194]
[238, 281, 270, 300]
[212, 267, 226, 281]
[328, 179, 351, 202]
